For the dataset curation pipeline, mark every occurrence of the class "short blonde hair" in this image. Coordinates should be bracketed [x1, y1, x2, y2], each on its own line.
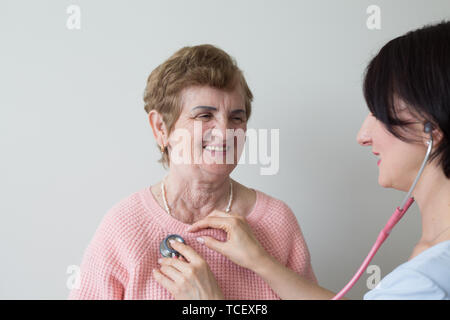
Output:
[143, 44, 253, 167]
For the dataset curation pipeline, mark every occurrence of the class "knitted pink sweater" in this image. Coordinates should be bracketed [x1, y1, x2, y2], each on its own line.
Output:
[68, 187, 317, 300]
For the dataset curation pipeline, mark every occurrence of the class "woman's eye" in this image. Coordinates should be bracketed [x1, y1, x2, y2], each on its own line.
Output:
[232, 117, 245, 123]
[197, 114, 212, 120]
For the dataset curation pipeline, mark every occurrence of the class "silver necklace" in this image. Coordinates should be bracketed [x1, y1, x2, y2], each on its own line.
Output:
[160, 179, 233, 216]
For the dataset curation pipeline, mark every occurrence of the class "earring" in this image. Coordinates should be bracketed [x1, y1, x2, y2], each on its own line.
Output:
[160, 145, 165, 153]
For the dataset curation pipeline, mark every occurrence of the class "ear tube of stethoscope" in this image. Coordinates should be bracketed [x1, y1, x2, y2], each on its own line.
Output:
[332, 123, 434, 300]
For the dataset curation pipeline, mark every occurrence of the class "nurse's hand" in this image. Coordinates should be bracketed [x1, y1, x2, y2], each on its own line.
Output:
[187, 210, 269, 272]
[152, 240, 224, 300]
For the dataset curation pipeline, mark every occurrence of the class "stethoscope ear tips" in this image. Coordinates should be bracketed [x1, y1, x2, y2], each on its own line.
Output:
[160, 234, 186, 258]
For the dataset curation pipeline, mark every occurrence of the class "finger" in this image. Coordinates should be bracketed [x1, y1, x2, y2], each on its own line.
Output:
[159, 257, 190, 273]
[210, 208, 242, 218]
[175, 255, 188, 263]
[169, 240, 204, 264]
[187, 210, 231, 233]
[197, 235, 227, 255]
[152, 269, 176, 293]
[187, 216, 233, 233]
[208, 209, 230, 218]
[159, 265, 184, 283]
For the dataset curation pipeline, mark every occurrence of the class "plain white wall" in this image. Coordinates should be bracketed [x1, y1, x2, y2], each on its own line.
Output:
[1, 0, 449, 299]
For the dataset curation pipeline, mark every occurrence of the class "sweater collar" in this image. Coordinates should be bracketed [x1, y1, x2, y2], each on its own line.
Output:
[139, 185, 264, 235]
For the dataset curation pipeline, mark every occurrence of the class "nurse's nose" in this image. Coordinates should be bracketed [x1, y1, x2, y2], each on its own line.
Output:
[357, 114, 374, 146]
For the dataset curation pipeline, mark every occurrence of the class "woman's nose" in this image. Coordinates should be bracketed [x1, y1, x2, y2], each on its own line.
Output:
[218, 117, 234, 133]
[357, 114, 373, 146]
[209, 118, 230, 141]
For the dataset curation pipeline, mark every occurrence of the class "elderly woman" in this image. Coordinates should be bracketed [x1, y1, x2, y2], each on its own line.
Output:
[68, 44, 316, 299]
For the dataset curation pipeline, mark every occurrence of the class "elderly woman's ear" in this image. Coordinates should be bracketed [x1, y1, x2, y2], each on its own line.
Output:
[148, 110, 169, 149]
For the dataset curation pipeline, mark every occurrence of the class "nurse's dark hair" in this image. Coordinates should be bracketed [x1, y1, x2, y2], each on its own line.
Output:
[363, 20, 450, 178]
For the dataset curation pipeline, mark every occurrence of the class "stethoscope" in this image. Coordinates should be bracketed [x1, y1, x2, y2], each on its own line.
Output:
[158, 123, 434, 300]
[160, 234, 186, 258]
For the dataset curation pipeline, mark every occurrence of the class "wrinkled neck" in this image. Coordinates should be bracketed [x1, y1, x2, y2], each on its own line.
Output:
[163, 170, 231, 223]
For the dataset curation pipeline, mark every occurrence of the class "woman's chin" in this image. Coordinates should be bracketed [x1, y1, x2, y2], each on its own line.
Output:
[199, 163, 236, 176]
[198, 151, 239, 176]
[377, 175, 392, 189]
[378, 175, 408, 191]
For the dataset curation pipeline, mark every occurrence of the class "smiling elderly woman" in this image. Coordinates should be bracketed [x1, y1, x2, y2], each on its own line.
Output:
[68, 44, 316, 300]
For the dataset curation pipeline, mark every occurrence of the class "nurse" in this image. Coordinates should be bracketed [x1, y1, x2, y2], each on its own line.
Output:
[156, 21, 450, 299]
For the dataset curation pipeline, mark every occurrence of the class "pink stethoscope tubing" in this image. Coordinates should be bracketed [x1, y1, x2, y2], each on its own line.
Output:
[332, 126, 433, 300]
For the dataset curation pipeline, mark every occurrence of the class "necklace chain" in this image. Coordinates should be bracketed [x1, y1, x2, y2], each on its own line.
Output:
[161, 179, 233, 216]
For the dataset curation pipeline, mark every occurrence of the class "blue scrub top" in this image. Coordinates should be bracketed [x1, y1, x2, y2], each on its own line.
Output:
[364, 240, 450, 300]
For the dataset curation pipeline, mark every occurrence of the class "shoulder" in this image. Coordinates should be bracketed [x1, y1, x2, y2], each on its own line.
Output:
[407, 240, 450, 291]
[249, 189, 313, 266]
[255, 189, 295, 217]
[364, 242, 450, 300]
[364, 267, 449, 300]
[411, 240, 450, 266]
[250, 188, 300, 229]
[85, 188, 159, 263]
[100, 189, 150, 236]
[229, 180, 296, 223]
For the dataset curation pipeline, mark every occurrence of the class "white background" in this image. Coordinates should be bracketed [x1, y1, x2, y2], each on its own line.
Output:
[1, 0, 449, 299]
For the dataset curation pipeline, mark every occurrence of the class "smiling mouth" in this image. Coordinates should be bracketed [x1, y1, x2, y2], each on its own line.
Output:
[373, 152, 381, 166]
[203, 145, 230, 152]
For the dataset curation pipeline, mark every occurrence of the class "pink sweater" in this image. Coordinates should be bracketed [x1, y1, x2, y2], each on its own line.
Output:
[68, 187, 317, 300]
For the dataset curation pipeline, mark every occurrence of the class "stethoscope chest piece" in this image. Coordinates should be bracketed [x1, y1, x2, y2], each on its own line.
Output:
[160, 234, 186, 258]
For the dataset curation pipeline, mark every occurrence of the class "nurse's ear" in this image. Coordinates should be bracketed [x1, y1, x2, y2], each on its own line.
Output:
[421, 122, 443, 148]
[148, 110, 169, 149]
[433, 129, 444, 146]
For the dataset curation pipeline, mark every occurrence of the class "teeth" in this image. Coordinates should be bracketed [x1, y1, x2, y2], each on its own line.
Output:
[204, 145, 227, 152]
